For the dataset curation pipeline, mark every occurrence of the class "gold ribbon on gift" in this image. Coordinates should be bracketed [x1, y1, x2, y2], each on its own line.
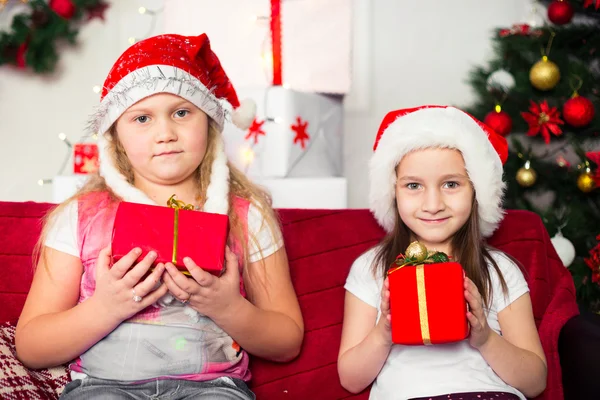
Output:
[387, 241, 446, 345]
[416, 264, 431, 345]
[167, 195, 194, 268]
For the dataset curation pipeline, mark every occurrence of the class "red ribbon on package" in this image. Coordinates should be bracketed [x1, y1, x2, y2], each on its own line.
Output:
[270, 0, 282, 85]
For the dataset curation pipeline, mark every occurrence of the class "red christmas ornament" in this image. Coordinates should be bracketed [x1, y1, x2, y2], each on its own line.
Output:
[484, 109, 512, 137]
[585, 235, 600, 284]
[244, 118, 266, 144]
[584, 0, 600, 10]
[563, 94, 595, 127]
[49, 0, 76, 20]
[548, 0, 574, 25]
[86, 1, 110, 21]
[521, 100, 564, 144]
[291, 116, 310, 149]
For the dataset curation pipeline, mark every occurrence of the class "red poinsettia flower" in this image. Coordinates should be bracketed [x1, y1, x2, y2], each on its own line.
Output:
[585, 235, 600, 284]
[498, 23, 543, 38]
[584, 0, 600, 10]
[521, 100, 564, 144]
[586, 152, 600, 186]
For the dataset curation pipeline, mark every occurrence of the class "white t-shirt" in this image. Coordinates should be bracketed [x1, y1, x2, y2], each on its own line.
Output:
[45, 201, 283, 263]
[344, 247, 529, 400]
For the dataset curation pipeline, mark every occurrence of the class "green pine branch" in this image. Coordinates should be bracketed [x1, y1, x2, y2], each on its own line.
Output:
[465, 8, 600, 311]
[0, 0, 106, 74]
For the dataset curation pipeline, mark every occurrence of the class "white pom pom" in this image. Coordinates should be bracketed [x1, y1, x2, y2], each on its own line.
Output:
[486, 69, 516, 93]
[551, 232, 576, 267]
[232, 98, 257, 130]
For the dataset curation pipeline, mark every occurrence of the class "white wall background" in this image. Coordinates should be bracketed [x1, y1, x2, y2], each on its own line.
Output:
[0, 0, 542, 207]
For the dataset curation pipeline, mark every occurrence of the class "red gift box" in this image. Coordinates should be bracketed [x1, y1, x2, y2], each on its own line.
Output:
[73, 143, 99, 174]
[111, 198, 229, 276]
[388, 261, 468, 345]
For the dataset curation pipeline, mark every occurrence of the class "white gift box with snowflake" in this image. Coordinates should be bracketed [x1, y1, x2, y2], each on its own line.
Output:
[223, 87, 343, 178]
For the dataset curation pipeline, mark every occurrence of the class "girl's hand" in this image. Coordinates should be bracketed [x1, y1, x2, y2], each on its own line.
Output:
[375, 277, 393, 346]
[91, 247, 168, 324]
[162, 246, 243, 320]
[465, 276, 492, 349]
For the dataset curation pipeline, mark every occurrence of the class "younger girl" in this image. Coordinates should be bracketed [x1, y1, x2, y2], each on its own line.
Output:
[338, 106, 546, 400]
[15, 34, 303, 400]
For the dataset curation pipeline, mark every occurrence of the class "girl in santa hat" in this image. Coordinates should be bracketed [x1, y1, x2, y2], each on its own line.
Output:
[15, 34, 303, 399]
[338, 106, 546, 400]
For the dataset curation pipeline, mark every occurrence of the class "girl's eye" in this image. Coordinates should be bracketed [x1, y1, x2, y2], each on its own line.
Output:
[444, 181, 459, 189]
[175, 110, 189, 118]
[406, 183, 421, 190]
[135, 116, 149, 123]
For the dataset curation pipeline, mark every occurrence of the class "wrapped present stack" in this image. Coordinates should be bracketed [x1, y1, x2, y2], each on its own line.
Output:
[164, 0, 352, 209]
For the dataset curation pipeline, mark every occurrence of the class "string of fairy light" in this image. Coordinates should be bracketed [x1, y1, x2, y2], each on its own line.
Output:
[38, 5, 163, 187]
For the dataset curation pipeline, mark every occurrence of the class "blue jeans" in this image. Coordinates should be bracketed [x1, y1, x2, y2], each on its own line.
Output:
[59, 377, 255, 400]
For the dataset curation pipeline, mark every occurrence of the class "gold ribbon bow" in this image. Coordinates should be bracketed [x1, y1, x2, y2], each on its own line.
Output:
[167, 195, 194, 266]
[387, 241, 450, 345]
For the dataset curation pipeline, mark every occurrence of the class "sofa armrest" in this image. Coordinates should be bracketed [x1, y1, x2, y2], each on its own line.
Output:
[559, 310, 600, 400]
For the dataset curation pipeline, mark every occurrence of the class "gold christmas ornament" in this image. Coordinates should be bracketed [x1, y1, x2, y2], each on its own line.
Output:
[516, 161, 537, 187]
[577, 170, 596, 193]
[530, 56, 561, 91]
[405, 241, 428, 262]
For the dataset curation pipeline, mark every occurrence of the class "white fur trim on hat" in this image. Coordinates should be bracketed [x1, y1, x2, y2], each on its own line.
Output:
[90, 65, 226, 136]
[369, 107, 506, 238]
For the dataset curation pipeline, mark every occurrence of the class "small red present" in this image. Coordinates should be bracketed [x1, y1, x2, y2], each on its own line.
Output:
[73, 143, 99, 174]
[111, 196, 229, 276]
[388, 242, 468, 345]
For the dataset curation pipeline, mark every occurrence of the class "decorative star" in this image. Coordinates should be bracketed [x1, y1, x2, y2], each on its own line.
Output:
[80, 156, 99, 173]
[520, 100, 563, 144]
[291, 116, 310, 149]
[244, 118, 266, 144]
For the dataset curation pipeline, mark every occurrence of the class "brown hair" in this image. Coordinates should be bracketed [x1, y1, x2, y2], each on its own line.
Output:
[34, 119, 280, 289]
[372, 196, 508, 309]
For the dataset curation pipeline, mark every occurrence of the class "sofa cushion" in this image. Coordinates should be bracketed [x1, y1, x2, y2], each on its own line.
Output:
[0, 321, 69, 399]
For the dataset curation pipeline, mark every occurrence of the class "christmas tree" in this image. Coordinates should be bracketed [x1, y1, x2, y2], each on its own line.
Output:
[465, 0, 600, 312]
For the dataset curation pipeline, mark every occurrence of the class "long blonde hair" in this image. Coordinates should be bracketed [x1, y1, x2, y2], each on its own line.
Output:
[34, 119, 280, 284]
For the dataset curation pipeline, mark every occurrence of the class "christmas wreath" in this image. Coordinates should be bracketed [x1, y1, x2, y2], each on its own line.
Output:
[0, 0, 109, 73]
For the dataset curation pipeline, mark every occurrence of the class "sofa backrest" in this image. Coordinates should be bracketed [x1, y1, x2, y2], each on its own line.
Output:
[0, 202, 575, 400]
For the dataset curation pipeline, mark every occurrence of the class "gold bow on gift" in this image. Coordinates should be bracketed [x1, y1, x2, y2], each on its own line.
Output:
[388, 241, 450, 345]
[167, 195, 195, 273]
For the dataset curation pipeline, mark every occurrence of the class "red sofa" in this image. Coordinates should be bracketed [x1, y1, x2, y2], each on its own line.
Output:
[0, 201, 580, 399]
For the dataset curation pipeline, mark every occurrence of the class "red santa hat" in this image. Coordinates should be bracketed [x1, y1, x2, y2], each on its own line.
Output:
[369, 105, 509, 238]
[89, 34, 255, 214]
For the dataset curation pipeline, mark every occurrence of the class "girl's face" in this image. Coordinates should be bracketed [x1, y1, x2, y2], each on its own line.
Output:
[395, 147, 474, 256]
[115, 93, 209, 189]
